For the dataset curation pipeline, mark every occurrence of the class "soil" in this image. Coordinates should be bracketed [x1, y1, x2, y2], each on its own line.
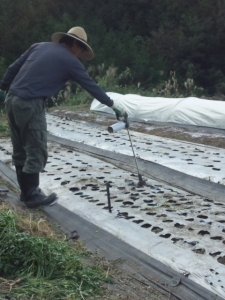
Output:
[49, 105, 225, 149]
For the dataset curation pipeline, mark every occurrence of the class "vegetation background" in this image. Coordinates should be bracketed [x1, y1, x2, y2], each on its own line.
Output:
[1, 0, 225, 103]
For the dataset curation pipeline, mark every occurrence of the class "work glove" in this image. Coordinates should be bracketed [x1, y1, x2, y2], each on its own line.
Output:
[111, 100, 128, 120]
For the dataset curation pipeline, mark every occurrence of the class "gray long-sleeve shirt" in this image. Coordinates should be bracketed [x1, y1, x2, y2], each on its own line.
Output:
[0, 42, 113, 107]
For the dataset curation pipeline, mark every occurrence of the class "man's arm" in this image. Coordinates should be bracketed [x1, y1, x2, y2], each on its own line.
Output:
[0, 46, 34, 92]
[69, 58, 114, 107]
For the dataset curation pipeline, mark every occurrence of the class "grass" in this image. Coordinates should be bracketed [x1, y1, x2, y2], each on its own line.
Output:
[0, 201, 109, 300]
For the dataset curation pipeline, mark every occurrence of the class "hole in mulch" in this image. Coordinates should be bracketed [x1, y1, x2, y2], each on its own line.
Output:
[89, 200, 99, 203]
[151, 227, 163, 234]
[144, 200, 153, 203]
[133, 219, 144, 224]
[171, 238, 183, 243]
[210, 252, 222, 257]
[61, 181, 70, 185]
[146, 212, 156, 215]
[185, 218, 194, 221]
[156, 214, 167, 217]
[162, 220, 173, 223]
[125, 216, 135, 220]
[192, 248, 205, 254]
[141, 223, 152, 228]
[117, 212, 128, 217]
[204, 199, 213, 203]
[210, 236, 223, 240]
[197, 215, 208, 219]
[123, 201, 134, 205]
[130, 193, 139, 196]
[185, 240, 198, 246]
[69, 187, 80, 192]
[54, 177, 61, 180]
[217, 220, 225, 223]
[198, 230, 210, 236]
[217, 256, 225, 265]
[167, 200, 176, 203]
[96, 203, 105, 206]
[178, 212, 187, 216]
[160, 233, 171, 238]
[174, 223, 185, 229]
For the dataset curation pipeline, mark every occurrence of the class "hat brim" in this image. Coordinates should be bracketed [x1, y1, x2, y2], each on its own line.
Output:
[51, 32, 94, 60]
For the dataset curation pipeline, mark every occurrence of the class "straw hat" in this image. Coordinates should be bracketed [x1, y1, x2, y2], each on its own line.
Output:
[51, 26, 94, 60]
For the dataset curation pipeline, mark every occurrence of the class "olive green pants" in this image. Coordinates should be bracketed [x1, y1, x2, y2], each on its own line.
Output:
[5, 94, 48, 173]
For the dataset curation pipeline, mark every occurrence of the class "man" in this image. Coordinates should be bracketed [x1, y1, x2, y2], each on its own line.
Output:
[0, 26, 126, 208]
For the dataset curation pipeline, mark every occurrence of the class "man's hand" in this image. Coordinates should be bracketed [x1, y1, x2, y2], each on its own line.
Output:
[111, 100, 128, 120]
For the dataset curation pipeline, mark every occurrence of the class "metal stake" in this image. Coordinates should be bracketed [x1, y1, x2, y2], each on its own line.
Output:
[106, 182, 112, 213]
[126, 127, 146, 186]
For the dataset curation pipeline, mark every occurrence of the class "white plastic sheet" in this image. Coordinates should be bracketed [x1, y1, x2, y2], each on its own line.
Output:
[90, 92, 225, 129]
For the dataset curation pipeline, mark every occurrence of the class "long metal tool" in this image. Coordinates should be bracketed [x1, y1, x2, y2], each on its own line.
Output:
[108, 114, 146, 187]
[125, 118, 146, 187]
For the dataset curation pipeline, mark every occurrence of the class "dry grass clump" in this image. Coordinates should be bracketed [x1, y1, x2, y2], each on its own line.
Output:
[0, 201, 57, 238]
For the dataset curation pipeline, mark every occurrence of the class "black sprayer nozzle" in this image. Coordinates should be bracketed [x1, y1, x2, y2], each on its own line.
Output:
[138, 174, 146, 187]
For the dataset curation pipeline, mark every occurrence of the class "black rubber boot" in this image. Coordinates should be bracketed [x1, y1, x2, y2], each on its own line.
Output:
[15, 165, 25, 202]
[20, 172, 57, 208]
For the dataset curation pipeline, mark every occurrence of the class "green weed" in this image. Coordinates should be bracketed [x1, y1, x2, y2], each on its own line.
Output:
[0, 207, 106, 299]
